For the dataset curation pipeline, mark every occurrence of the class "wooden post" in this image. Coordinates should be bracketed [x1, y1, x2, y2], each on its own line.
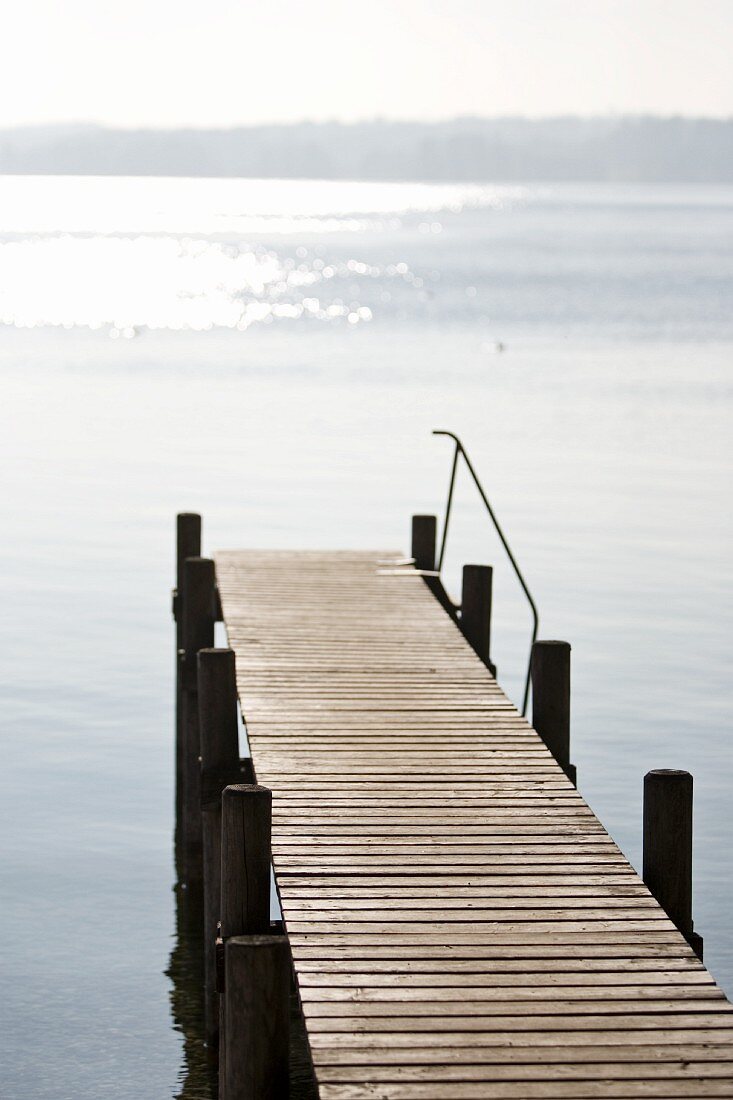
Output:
[531, 640, 576, 785]
[410, 513, 457, 620]
[220, 784, 272, 938]
[175, 513, 201, 834]
[411, 514, 436, 572]
[176, 513, 202, 641]
[219, 784, 275, 1096]
[198, 648, 243, 1054]
[643, 769, 703, 958]
[223, 936, 290, 1100]
[179, 555, 216, 883]
[460, 564, 495, 675]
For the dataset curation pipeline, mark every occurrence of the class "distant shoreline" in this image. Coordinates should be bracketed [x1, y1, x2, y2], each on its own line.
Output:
[2, 117, 732, 183]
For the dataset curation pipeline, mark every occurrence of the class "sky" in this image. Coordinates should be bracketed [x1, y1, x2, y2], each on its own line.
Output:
[4, 0, 733, 129]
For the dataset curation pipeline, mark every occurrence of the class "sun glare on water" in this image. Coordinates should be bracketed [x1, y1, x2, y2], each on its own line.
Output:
[0, 176, 524, 333]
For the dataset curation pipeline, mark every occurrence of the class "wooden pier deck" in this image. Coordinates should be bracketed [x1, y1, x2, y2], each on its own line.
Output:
[214, 548, 733, 1099]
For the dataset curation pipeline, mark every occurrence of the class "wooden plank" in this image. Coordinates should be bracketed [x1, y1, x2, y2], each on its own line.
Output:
[280, 876, 645, 889]
[270, 827, 607, 836]
[289, 944, 700, 959]
[314, 1063, 733, 1081]
[294, 959, 707, 975]
[279, 876, 646, 889]
[282, 898, 660, 911]
[282, 908, 673, 922]
[297, 971, 715, 988]
[273, 856, 631, 868]
[299, 986, 726, 1004]
[301, 999, 732, 1018]
[316, 1083, 733, 1098]
[294, 958, 707, 974]
[289, 930, 684, 946]
[307, 1030, 733, 1050]
[311, 1044, 733, 1065]
[284, 920, 677, 934]
[303, 1013, 733, 1032]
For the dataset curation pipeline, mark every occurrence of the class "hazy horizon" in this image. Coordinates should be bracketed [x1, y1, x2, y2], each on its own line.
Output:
[5, 110, 733, 131]
[4, 116, 733, 183]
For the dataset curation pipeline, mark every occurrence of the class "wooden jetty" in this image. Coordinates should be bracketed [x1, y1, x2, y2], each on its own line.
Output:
[174, 514, 733, 1100]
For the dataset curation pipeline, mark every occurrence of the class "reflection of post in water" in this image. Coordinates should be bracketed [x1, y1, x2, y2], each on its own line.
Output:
[167, 875, 217, 1100]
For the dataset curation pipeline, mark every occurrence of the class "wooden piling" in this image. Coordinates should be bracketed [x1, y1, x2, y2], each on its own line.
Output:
[460, 563, 495, 675]
[219, 784, 275, 1096]
[179, 555, 215, 883]
[220, 784, 272, 938]
[223, 936, 290, 1100]
[175, 513, 201, 832]
[176, 513, 202, 640]
[410, 513, 457, 619]
[411, 514, 436, 572]
[198, 648, 243, 1053]
[531, 639, 576, 784]
[643, 768, 703, 958]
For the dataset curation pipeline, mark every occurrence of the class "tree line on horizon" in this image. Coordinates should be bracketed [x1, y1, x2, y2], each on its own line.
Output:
[1, 116, 732, 182]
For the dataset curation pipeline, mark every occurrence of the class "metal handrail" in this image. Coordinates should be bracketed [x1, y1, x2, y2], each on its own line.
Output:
[433, 430, 539, 716]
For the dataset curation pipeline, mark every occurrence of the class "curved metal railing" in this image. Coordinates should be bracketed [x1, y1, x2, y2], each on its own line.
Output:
[432, 430, 539, 716]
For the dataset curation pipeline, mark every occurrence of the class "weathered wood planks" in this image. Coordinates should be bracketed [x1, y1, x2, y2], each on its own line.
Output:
[215, 549, 733, 1098]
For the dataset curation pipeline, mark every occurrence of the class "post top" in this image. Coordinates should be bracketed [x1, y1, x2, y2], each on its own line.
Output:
[226, 934, 289, 949]
[534, 639, 571, 650]
[645, 768, 692, 780]
[223, 783, 271, 797]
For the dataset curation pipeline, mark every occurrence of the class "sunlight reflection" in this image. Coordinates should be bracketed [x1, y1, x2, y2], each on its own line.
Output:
[0, 175, 526, 235]
[0, 175, 531, 333]
[0, 233, 409, 331]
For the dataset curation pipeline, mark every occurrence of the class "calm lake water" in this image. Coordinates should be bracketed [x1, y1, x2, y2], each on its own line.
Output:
[0, 176, 731, 1099]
